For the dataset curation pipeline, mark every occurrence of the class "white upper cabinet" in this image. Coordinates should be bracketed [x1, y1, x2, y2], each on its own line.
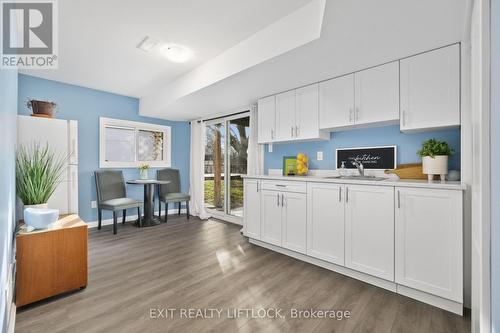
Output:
[345, 185, 395, 281]
[354, 62, 399, 126]
[295, 84, 321, 140]
[395, 187, 463, 302]
[243, 179, 261, 240]
[319, 74, 355, 129]
[400, 44, 460, 132]
[275, 90, 296, 142]
[257, 96, 276, 144]
[307, 182, 345, 266]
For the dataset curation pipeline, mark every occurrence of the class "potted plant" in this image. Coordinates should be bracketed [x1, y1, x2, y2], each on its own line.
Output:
[138, 163, 150, 180]
[27, 99, 57, 118]
[16, 143, 67, 229]
[417, 139, 454, 181]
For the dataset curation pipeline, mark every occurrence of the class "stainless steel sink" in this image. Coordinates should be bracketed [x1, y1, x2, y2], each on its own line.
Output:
[323, 175, 387, 181]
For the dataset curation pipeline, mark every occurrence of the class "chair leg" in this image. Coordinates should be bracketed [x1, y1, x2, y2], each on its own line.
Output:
[165, 203, 168, 223]
[122, 209, 126, 224]
[97, 209, 102, 230]
[186, 201, 190, 219]
[137, 206, 142, 227]
[159, 202, 162, 219]
[178, 202, 181, 215]
[113, 211, 118, 235]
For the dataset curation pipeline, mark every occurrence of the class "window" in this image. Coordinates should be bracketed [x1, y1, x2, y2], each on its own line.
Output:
[99, 117, 171, 168]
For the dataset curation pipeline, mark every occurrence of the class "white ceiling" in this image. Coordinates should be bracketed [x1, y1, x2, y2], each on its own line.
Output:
[22, 0, 468, 121]
[20, 0, 311, 97]
[142, 0, 468, 120]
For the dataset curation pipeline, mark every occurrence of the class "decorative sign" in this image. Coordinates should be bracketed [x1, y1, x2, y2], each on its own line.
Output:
[282, 156, 297, 176]
[336, 146, 397, 170]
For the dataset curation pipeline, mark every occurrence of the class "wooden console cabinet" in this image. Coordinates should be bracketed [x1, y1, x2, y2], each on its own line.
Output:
[16, 215, 88, 307]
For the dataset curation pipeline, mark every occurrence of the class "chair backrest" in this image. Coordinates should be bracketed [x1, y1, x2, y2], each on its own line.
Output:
[157, 168, 181, 196]
[95, 170, 126, 203]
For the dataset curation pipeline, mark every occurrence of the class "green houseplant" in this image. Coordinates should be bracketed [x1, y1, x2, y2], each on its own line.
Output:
[417, 139, 454, 181]
[16, 143, 67, 207]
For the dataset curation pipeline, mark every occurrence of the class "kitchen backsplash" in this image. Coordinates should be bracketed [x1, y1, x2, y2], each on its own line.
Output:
[264, 125, 460, 172]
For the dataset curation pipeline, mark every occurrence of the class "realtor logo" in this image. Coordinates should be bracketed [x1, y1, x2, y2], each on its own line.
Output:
[1, 0, 58, 68]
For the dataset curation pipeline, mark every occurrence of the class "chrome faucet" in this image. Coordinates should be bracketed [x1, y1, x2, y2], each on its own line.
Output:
[352, 158, 365, 176]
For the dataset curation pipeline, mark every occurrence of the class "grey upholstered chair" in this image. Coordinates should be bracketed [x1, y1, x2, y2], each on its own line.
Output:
[95, 170, 142, 234]
[156, 168, 190, 222]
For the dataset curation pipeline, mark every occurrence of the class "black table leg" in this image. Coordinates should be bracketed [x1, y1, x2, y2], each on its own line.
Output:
[136, 183, 161, 227]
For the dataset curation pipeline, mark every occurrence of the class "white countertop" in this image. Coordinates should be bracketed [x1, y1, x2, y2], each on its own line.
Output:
[242, 174, 466, 190]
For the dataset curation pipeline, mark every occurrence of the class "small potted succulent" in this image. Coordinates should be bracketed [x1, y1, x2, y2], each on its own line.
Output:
[138, 163, 150, 180]
[27, 99, 57, 118]
[417, 139, 454, 181]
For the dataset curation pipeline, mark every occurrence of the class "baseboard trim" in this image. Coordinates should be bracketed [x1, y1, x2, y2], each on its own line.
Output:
[86, 209, 187, 228]
[248, 238, 464, 315]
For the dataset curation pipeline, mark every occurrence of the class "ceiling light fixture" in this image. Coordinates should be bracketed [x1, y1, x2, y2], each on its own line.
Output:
[161, 44, 193, 63]
[137, 36, 159, 52]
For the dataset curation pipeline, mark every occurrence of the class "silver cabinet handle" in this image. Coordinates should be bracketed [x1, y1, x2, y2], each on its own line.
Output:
[355, 107, 359, 121]
[281, 194, 284, 206]
[256, 182, 259, 192]
[271, 129, 274, 139]
[397, 190, 401, 209]
[291, 126, 294, 137]
[349, 109, 353, 123]
[339, 187, 342, 202]
[295, 126, 299, 137]
[277, 193, 280, 206]
[275, 184, 287, 188]
[346, 187, 349, 203]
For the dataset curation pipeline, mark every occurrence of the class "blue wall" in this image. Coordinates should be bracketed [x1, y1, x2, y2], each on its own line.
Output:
[492, 0, 500, 331]
[17, 74, 190, 222]
[264, 125, 460, 172]
[0, 69, 18, 332]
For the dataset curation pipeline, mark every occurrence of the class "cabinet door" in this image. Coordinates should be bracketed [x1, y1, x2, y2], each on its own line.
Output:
[319, 74, 354, 129]
[307, 183, 345, 265]
[257, 96, 276, 143]
[295, 84, 319, 140]
[400, 44, 460, 131]
[282, 192, 307, 254]
[345, 185, 394, 281]
[275, 90, 296, 141]
[354, 62, 399, 125]
[395, 188, 462, 302]
[260, 190, 282, 246]
[243, 179, 261, 239]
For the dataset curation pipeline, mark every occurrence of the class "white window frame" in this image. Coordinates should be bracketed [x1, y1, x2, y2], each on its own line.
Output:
[99, 117, 171, 168]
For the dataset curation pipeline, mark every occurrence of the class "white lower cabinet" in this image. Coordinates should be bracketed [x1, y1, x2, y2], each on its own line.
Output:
[345, 185, 395, 281]
[243, 179, 261, 239]
[245, 178, 463, 313]
[261, 190, 283, 246]
[282, 192, 307, 254]
[395, 187, 463, 302]
[306, 182, 345, 265]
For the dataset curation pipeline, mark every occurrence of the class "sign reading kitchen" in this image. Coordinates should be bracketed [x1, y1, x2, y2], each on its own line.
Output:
[336, 146, 397, 170]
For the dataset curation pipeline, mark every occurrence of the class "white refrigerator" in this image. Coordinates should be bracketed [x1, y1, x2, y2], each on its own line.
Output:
[17, 115, 79, 215]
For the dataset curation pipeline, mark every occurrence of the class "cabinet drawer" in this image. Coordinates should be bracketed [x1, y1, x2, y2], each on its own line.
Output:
[261, 180, 306, 193]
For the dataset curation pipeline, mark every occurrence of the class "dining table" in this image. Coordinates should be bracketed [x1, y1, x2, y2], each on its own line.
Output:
[126, 179, 170, 227]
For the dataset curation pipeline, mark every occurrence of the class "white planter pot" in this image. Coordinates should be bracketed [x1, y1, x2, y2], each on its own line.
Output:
[23, 203, 60, 230]
[422, 155, 449, 181]
[139, 169, 149, 180]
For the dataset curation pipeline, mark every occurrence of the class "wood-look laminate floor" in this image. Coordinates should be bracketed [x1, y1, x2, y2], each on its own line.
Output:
[16, 216, 470, 333]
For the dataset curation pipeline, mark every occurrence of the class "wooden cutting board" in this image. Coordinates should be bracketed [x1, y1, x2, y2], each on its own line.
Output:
[385, 163, 427, 179]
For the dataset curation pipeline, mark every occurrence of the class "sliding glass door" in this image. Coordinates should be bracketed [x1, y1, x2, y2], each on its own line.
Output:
[204, 114, 250, 223]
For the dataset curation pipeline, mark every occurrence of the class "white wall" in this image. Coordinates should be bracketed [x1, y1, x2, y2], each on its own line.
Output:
[469, 0, 491, 331]
[0, 69, 18, 332]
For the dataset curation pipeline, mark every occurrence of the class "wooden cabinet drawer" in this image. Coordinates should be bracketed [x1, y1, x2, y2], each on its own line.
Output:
[261, 180, 306, 193]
